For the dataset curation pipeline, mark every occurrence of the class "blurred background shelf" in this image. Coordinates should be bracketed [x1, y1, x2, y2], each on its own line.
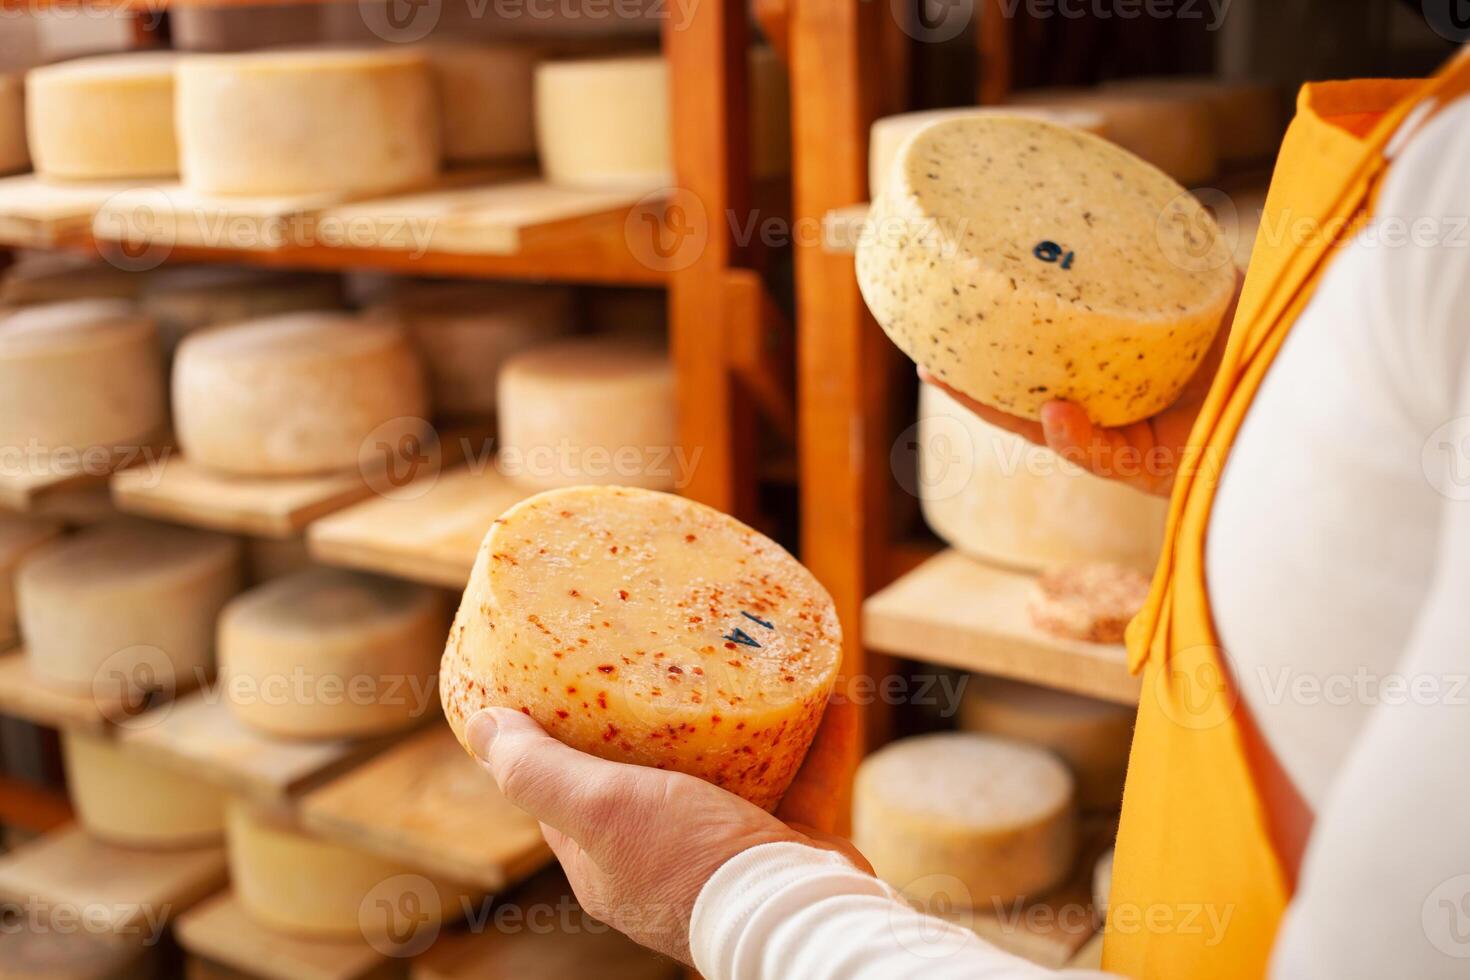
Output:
[0, 649, 139, 733]
[176, 891, 398, 980]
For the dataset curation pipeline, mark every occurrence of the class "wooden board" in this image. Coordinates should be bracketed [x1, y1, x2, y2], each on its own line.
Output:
[413, 916, 680, 980]
[863, 550, 1141, 705]
[0, 915, 155, 980]
[0, 649, 133, 733]
[0, 175, 144, 247]
[301, 727, 549, 892]
[0, 824, 226, 936]
[176, 891, 396, 980]
[0, 438, 167, 513]
[307, 466, 533, 589]
[820, 203, 870, 254]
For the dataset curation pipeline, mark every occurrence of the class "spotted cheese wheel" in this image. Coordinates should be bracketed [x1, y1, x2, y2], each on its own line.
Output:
[857, 115, 1235, 426]
[441, 485, 842, 810]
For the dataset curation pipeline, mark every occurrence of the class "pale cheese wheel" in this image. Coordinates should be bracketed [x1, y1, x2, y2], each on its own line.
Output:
[868, 105, 1109, 201]
[176, 47, 440, 196]
[173, 312, 428, 477]
[244, 535, 313, 584]
[226, 802, 475, 939]
[853, 732, 1078, 906]
[959, 676, 1134, 810]
[535, 54, 669, 188]
[61, 731, 226, 848]
[368, 280, 575, 419]
[0, 514, 63, 637]
[140, 266, 344, 360]
[26, 52, 179, 179]
[420, 41, 537, 163]
[497, 338, 675, 490]
[0, 300, 165, 455]
[0, 253, 144, 305]
[857, 116, 1235, 426]
[220, 567, 446, 739]
[16, 520, 241, 692]
[1105, 76, 1283, 165]
[441, 485, 843, 810]
[917, 385, 1167, 572]
[0, 74, 28, 175]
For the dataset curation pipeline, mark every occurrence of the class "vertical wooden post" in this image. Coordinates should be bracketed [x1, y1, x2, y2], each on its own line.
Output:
[978, 0, 1014, 103]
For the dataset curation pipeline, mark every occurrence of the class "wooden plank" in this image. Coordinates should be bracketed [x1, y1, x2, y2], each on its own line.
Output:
[176, 891, 397, 980]
[863, 550, 1141, 705]
[0, 649, 134, 733]
[0, 176, 144, 247]
[307, 466, 532, 590]
[300, 727, 550, 892]
[0, 774, 73, 834]
[0, 915, 155, 980]
[0, 438, 167, 513]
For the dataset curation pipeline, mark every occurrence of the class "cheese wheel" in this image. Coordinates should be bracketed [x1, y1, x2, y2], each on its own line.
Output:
[173, 312, 428, 477]
[917, 385, 1167, 572]
[26, 52, 179, 180]
[0, 74, 28, 175]
[368, 281, 575, 419]
[61, 731, 226, 848]
[959, 676, 1134, 810]
[226, 802, 475, 939]
[1028, 562, 1151, 645]
[30, 485, 120, 528]
[1010, 87, 1218, 186]
[868, 105, 1109, 201]
[0, 300, 165, 455]
[853, 733, 1078, 906]
[176, 48, 440, 196]
[1105, 76, 1283, 165]
[496, 338, 675, 491]
[420, 41, 536, 163]
[244, 535, 313, 584]
[16, 520, 240, 692]
[140, 266, 344, 360]
[535, 55, 669, 189]
[0, 514, 63, 638]
[0, 253, 144, 305]
[220, 568, 446, 739]
[857, 116, 1235, 426]
[441, 485, 843, 810]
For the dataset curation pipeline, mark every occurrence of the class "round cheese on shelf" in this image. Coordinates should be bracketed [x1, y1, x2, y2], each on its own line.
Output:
[916, 385, 1167, 572]
[853, 732, 1078, 906]
[26, 52, 179, 180]
[61, 731, 226, 848]
[441, 485, 843, 811]
[176, 47, 440, 196]
[857, 115, 1235, 426]
[226, 802, 475, 939]
[0, 300, 165, 455]
[1028, 562, 1152, 645]
[0, 514, 63, 638]
[173, 312, 428, 477]
[16, 520, 241, 692]
[0, 254, 145, 305]
[496, 338, 675, 491]
[220, 567, 446, 739]
[1104, 76, 1283, 165]
[959, 676, 1134, 810]
[368, 280, 575, 420]
[419, 41, 537, 164]
[535, 55, 670, 188]
[140, 266, 344, 360]
[0, 74, 28, 175]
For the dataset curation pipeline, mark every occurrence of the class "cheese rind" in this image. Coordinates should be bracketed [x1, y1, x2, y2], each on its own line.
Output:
[173, 312, 428, 477]
[853, 733, 1078, 906]
[535, 55, 670, 188]
[857, 116, 1235, 426]
[1028, 561, 1151, 644]
[0, 514, 63, 637]
[26, 53, 179, 179]
[220, 567, 446, 738]
[419, 41, 537, 163]
[61, 731, 226, 848]
[441, 485, 842, 810]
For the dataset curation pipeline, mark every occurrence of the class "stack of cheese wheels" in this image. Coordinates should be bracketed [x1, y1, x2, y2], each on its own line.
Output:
[16, 520, 240, 691]
[857, 116, 1236, 426]
[0, 515, 62, 639]
[419, 41, 537, 164]
[173, 312, 428, 477]
[867, 104, 1109, 201]
[220, 567, 446, 739]
[0, 301, 165, 457]
[368, 280, 575, 420]
[497, 338, 676, 490]
[917, 385, 1167, 571]
[0, 253, 144, 304]
[140, 266, 344, 359]
[0, 74, 27, 175]
[26, 52, 179, 179]
[175, 47, 439, 196]
[441, 485, 843, 811]
[61, 732, 226, 848]
[959, 675, 1135, 810]
[1009, 87, 1218, 186]
[853, 732, 1078, 906]
[226, 801, 475, 938]
[1104, 76, 1283, 166]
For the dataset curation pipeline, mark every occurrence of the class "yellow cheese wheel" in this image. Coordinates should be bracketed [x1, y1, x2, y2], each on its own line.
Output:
[535, 54, 670, 189]
[61, 731, 226, 848]
[173, 312, 428, 477]
[857, 115, 1235, 426]
[1104, 76, 1283, 165]
[0, 514, 63, 637]
[0, 74, 28, 175]
[496, 338, 675, 491]
[442, 485, 842, 810]
[0, 300, 165, 456]
[0, 253, 144, 305]
[176, 47, 439, 196]
[419, 41, 537, 164]
[959, 676, 1134, 810]
[140, 266, 344, 360]
[853, 732, 1078, 906]
[220, 567, 446, 739]
[16, 520, 240, 692]
[26, 52, 179, 179]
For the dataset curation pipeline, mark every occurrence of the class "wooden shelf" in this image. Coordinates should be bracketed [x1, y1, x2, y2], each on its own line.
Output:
[300, 727, 550, 892]
[0, 438, 166, 513]
[0, 911, 157, 979]
[862, 550, 1141, 705]
[0, 649, 136, 733]
[176, 891, 397, 980]
[0, 775, 72, 834]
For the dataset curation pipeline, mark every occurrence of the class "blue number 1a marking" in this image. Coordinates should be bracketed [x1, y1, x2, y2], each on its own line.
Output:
[741, 611, 775, 630]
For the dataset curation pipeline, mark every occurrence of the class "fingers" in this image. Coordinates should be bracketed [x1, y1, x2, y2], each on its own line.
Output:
[917, 368, 1047, 446]
[1040, 401, 1171, 494]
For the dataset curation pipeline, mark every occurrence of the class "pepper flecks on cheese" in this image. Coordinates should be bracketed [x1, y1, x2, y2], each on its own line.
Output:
[856, 115, 1235, 427]
[441, 485, 842, 811]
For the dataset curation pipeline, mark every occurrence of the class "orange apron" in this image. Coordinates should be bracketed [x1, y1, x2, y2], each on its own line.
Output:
[1103, 53, 1470, 979]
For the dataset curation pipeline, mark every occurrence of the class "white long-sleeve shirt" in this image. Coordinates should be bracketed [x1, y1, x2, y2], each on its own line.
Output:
[690, 93, 1470, 979]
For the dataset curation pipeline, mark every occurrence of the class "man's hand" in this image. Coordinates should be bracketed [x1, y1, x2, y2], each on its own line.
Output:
[466, 708, 871, 966]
